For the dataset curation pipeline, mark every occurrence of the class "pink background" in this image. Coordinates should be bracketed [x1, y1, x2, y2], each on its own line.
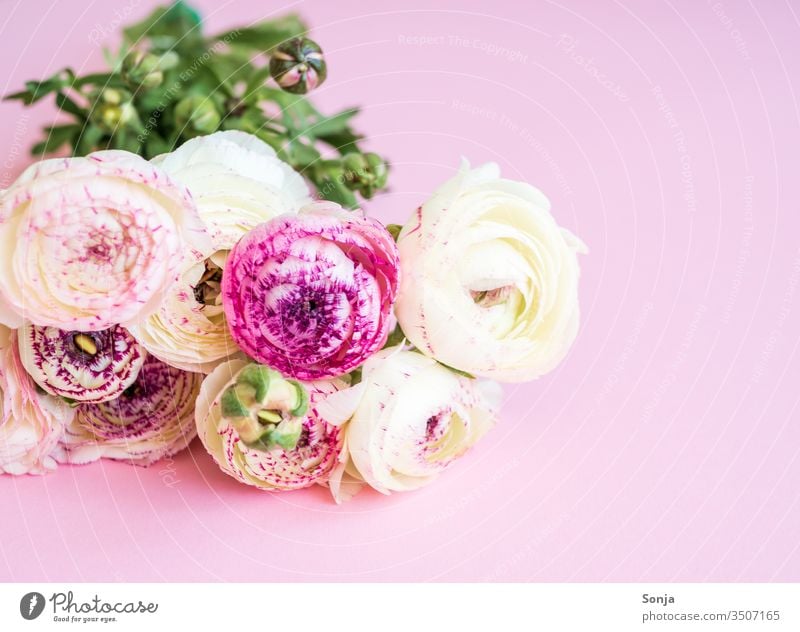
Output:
[1, 0, 799, 582]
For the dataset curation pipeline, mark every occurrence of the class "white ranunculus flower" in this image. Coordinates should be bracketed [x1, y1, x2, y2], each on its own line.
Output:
[129, 131, 311, 373]
[330, 348, 501, 501]
[0, 325, 74, 475]
[395, 160, 587, 382]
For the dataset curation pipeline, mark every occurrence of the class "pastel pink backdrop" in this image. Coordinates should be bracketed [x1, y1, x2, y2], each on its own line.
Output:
[1, 0, 798, 582]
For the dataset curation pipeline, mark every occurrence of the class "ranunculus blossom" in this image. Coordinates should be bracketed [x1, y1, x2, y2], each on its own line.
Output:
[0, 325, 74, 475]
[129, 131, 311, 373]
[221, 202, 399, 380]
[18, 323, 145, 403]
[330, 348, 501, 500]
[196, 359, 359, 491]
[395, 160, 586, 382]
[0, 150, 210, 331]
[53, 354, 202, 466]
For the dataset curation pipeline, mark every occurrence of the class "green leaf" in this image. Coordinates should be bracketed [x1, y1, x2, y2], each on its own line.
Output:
[346, 367, 363, 386]
[31, 124, 82, 155]
[4, 89, 32, 103]
[113, 130, 142, 153]
[123, 1, 203, 48]
[314, 175, 358, 208]
[385, 223, 402, 242]
[306, 107, 359, 138]
[202, 47, 255, 88]
[6, 69, 76, 104]
[73, 72, 122, 88]
[74, 125, 105, 155]
[143, 131, 173, 158]
[197, 63, 234, 98]
[250, 127, 285, 152]
[212, 14, 306, 52]
[243, 64, 272, 101]
[317, 128, 363, 155]
[223, 107, 269, 135]
[288, 141, 321, 169]
[6, 3, 389, 206]
[54, 92, 86, 119]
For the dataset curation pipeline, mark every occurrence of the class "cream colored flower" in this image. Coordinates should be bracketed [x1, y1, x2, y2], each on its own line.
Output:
[0, 150, 210, 331]
[395, 160, 586, 382]
[330, 348, 501, 500]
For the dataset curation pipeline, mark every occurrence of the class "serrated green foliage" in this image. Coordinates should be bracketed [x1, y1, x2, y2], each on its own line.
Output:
[5, 1, 389, 208]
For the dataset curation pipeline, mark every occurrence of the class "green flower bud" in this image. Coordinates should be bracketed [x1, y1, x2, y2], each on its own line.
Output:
[219, 363, 310, 451]
[269, 37, 327, 95]
[342, 152, 389, 198]
[287, 379, 309, 417]
[221, 384, 250, 419]
[269, 418, 303, 450]
[89, 88, 135, 133]
[174, 95, 221, 138]
[122, 50, 164, 89]
[237, 364, 272, 402]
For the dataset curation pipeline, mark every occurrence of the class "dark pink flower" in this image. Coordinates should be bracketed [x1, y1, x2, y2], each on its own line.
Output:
[222, 202, 399, 380]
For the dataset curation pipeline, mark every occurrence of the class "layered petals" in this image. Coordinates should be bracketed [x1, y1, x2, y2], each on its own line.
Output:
[395, 160, 586, 382]
[335, 348, 501, 499]
[196, 359, 358, 491]
[0, 150, 210, 330]
[53, 354, 202, 466]
[130, 131, 311, 373]
[18, 323, 145, 403]
[221, 202, 399, 380]
[0, 325, 74, 474]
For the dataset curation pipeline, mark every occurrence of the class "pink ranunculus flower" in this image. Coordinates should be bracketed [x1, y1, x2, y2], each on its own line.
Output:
[0, 325, 74, 475]
[221, 202, 400, 380]
[0, 150, 211, 331]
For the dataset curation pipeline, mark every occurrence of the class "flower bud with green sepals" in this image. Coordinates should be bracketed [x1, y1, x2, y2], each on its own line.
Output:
[342, 152, 389, 199]
[121, 50, 165, 89]
[174, 95, 222, 139]
[89, 88, 135, 134]
[269, 37, 327, 95]
[218, 363, 309, 451]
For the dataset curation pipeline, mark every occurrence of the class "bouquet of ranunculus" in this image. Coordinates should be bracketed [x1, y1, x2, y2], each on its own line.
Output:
[0, 2, 585, 502]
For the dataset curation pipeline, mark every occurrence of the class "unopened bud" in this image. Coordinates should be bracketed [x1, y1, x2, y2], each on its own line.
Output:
[219, 363, 310, 451]
[122, 50, 164, 89]
[89, 88, 135, 133]
[269, 37, 327, 95]
[343, 152, 389, 198]
[174, 95, 221, 138]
